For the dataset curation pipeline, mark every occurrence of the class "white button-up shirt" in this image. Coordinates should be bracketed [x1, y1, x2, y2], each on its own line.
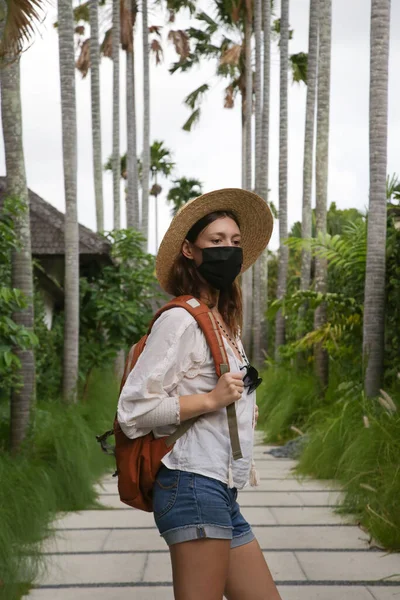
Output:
[117, 307, 256, 490]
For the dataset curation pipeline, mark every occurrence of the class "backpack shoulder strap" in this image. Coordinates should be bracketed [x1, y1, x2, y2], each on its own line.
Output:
[150, 295, 229, 378]
[154, 295, 242, 460]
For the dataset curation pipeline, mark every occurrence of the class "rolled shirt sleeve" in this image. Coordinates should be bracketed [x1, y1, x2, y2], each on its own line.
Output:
[117, 307, 206, 439]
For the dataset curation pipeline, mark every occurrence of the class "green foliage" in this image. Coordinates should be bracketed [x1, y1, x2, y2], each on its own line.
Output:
[257, 365, 319, 443]
[33, 294, 63, 402]
[78, 229, 161, 385]
[167, 177, 203, 216]
[0, 368, 118, 599]
[295, 385, 400, 549]
[184, 83, 210, 110]
[0, 197, 37, 398]
[258, 362, 400, 549]
[290, 51, 308, 83]
[384, 217, 400, 381]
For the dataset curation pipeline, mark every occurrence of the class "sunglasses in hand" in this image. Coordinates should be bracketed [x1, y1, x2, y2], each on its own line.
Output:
[240, 363, 263, 395]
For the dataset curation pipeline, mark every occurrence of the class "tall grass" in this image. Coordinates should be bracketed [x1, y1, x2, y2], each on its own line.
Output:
[296, 391, 400, 549]
[257, 366, 320, 443]
[257, 364, 400, 549]
[0, 369, 118, 600]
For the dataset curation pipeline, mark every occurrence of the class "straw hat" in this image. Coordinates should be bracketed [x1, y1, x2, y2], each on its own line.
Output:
[156, 188, 273, 295]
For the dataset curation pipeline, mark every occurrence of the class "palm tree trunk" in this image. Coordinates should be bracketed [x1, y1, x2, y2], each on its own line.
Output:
[58, 0, 79, 402]
[1, 56, 35, 452]
[112, 0, 121, 229]
[275, 0, 289, 358]
[241, 99, 246, 189]
[252, 0, 263, 366]
[141, 0, 150, 247]
[89, 0, 104, 232]
[126, 46, 139, 229]
[300, 0, 319, 292]
[363, 0, 391, 397]
[155, 195, 159, 251]
[258, 0, 272, 359]
[242, 15, 253, 355]
[314, 0, 332, 390]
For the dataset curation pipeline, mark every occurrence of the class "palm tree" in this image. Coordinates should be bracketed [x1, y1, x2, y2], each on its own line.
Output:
[259, 0, 272, 360]
[89, 0, 104, 232]
[300, 0, 319, 294]
[274, 0, 289, 358]
[252, 0, 264, 366]
[0, 0, 47, 450]
[112, 0, 121, 229]
[242, 6, 253, 354]
[314, 0, 331, 389]
[0, 57, 34, 454]
[149, 141, 175, 251]
[122, 0, 140, 230]
[363, 0, 391, 397]
[58, 0, 79, 402]
[141, 0, 150, 246]
[167, 177, 202, 216]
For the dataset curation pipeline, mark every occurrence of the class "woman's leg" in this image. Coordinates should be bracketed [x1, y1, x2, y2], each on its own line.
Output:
[224, 539, 283, 600]
[170, 538, 231, 600]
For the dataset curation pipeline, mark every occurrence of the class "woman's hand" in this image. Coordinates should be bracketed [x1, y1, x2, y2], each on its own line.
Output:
[206, 372, 244, 411]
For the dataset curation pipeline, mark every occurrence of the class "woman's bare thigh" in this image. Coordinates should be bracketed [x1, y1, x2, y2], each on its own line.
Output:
[170, 538, 231, 600]
[224, 539, 283, 600]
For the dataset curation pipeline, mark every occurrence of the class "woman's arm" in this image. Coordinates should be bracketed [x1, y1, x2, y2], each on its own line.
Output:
[117, 308, 208, 438]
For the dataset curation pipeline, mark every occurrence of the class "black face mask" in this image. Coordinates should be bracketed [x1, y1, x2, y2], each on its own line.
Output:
[196, 246, 243, 290]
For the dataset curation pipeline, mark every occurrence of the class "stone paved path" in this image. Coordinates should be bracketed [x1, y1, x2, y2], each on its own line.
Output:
[27, 433, 400, 599]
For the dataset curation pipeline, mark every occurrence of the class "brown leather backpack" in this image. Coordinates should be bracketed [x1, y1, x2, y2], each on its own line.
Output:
[97, 295, 242, 512]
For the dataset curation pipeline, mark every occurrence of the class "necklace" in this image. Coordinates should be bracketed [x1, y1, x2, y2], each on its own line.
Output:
[215, 317, 249, 365]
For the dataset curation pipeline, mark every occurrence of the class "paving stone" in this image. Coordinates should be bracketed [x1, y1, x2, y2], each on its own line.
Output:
[244, 479, 341, 492]
[296, 551, 400, 582]
[241, 506, 278, 524]
[277, 586, 378, 600]
[53, 509, 156, 530]
[243, 505, 350, 525]
[367, 587, 400, 599]
[103, 527, 166, 552]
[252, 525, 370, 550]
[143, 551, 307, 583]
[97, 491, 317, 509]
[295, 490, 345, 506]
[40, 529, 110, 553]
[26, 585, 394, 600]
[35, 553, 146, 586]
[27, 589, 175, 600]
[256, 466, 298, 479]
[266, 506, 353, 526]
[240, 490, 343, 507]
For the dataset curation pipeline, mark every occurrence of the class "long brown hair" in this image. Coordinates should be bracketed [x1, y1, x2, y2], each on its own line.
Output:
[168, 211, 243, 337]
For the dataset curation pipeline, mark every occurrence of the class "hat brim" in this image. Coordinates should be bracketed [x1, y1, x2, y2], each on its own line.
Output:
[156, 188, 274, 295]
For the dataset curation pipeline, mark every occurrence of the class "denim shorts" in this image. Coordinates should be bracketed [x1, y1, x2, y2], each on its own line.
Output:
[152, 464, 255, 548]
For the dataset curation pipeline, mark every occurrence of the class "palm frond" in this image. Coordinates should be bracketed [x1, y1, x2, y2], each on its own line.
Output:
[220, 43, 242, 66]
[196, 11, 218, 34]
[168, 29, 190, 61]
[290, 52, 308, 84]
[1, 0, 46, 57]
[183, 108, 201, 132]
[184, 83, 209, 109]
[100, 28, 113, 59]
[150, 39, 163, 65]
[75, 38, 91, 78]
[224, 84, 235, 108]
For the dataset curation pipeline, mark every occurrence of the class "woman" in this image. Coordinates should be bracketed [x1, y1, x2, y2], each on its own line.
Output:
[117, 189, 282, 600]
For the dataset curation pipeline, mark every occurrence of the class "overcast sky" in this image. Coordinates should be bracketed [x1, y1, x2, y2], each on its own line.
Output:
[0, 0, 399, 253]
